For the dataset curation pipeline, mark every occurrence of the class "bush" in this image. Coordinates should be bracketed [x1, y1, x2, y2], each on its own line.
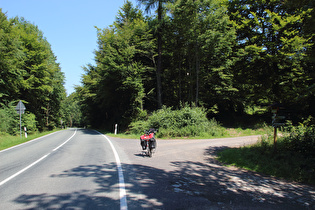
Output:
[282, 125, 315, 158]
[0, 104, 19, 135]
[218, 124, 315, 184]
[128, 105, 225, 138]
[0, 104, 38, 136]
[23, 112, 38, 134]
[128, 120, 149, 135]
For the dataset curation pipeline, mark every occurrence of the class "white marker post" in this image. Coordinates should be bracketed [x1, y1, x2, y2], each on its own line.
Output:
[24, 127, 27, 138]
[115, 124, 118, 135]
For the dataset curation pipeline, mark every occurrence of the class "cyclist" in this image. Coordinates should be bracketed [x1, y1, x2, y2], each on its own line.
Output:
[140, 128, 156, 150]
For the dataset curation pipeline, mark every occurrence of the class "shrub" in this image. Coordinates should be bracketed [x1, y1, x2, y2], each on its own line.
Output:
[0, 104, 19, 135]
[128, 105, 225, 138]
[282, 125, 315, 158]
[23, 112, 38, 134]
[128, 120, 149, 135]
[0, 104, 38, 136]
[218, 124, 315, 184]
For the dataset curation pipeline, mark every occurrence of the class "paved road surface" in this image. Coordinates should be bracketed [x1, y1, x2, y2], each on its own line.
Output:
[114, 135, 315, 209]
[1, 129, 314, 209]
[0, 129, 121, 209]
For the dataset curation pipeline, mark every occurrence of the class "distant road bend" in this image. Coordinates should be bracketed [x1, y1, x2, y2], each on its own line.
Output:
[1, 129, 314, 209]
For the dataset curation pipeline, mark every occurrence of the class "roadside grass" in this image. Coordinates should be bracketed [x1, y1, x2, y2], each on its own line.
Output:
[104, 132, 140, 139]
[217, 130, 315, 185]
[105, 126, 272, 139]
[0, 129, 61, 151]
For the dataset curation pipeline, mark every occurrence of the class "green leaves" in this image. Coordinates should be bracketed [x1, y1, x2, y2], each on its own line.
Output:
[128, 105, 225, 137]
[79, 1, 155, 128]
[229, 0, 314, 109]
[79, 0, 314, 129]
[0, 10, 66, 131]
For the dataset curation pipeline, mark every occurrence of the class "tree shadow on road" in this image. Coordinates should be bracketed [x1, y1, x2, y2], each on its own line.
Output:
[14, 191, 117, 209]
[168, 146, 315, 209]
[13, 164, 121, 209]
[13, 146, 315, 210]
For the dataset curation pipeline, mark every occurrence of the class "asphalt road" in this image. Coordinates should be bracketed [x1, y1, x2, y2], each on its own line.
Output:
[1, 129, 314, 209]
[0, 129, 121, 209]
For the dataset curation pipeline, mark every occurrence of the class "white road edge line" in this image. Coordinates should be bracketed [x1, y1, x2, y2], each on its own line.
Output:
[96, 131, 128, 210]
[0, 129, 77, 187]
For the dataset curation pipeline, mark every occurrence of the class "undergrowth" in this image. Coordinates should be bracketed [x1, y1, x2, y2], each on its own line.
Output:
[127, 105, 226, 138]
[218, 125, 315, 185]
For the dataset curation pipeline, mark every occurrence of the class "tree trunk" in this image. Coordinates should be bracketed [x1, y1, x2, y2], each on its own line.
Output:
[195, 41, 199, 106]
[156, 0, 163, 108]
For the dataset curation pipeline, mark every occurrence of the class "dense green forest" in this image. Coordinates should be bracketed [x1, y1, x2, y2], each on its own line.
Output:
[1, 0, 314, 135]
[0, 9, 68, 134]
[77, 0, 314, 130]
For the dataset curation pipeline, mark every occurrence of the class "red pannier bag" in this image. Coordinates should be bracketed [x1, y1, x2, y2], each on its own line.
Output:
[140, 133, 154, 140]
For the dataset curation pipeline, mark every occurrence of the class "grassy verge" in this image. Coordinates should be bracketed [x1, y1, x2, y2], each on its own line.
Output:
[105, 126, 272, 139]
[105, 132, 140, 139]
[0, 129, 61, 151]
[217, 127, 315, 185]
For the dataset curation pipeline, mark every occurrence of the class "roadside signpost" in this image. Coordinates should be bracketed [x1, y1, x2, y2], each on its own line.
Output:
[270, 103, 286, 152]
[15, 100, 26, 138]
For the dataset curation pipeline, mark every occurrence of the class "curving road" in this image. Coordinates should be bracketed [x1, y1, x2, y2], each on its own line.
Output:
[0, 129, 123, 209]
[1, 129, 314, 209]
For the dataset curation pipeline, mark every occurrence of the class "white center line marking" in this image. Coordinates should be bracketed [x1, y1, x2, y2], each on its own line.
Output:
[0, 129, 77, 187]
[53, 129, 77, 151]
[0, 154, 49, 186]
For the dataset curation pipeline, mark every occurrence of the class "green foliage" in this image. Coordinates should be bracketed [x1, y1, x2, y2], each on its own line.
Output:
[128, 120, 150, 134]
[128, 105, 225, 137]
[61, 92, 82, 128]
[23, 112, 37, 134]
[0, 103, 19, 135]
[0, 10, 66, 132]
[78, 0, 314, 130]
[164, 0, 238, 111]
[0, 10, 24, 103]
[282, 125, 315, 158]
[78, 1, 155, 129]
[218, 124, 315, 184]
[0, 103, 37, 135]
[228, 0, 314, 110]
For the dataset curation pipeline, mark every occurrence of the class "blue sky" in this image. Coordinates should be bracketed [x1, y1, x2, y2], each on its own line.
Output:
[1, 0, 138, 95]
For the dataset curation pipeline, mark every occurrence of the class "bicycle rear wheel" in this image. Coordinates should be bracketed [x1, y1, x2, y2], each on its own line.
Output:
[147, 145, 152, 157]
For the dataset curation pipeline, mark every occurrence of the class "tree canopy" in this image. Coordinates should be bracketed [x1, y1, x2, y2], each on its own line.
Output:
[78, 0, 314, 129]
[2, 0, 313, 134]
[0, 9, 66, 132]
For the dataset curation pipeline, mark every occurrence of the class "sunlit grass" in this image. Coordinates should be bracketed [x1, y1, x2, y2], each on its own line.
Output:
[217, 132, 315, 185]
[104, 126, 273, 139]
[0, 129, 61, 151]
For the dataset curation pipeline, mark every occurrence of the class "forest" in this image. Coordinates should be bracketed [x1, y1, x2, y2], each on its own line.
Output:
[1, 0, 314, 135]
[0, 9, 68, 134]
[77, 0, 314, 130]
